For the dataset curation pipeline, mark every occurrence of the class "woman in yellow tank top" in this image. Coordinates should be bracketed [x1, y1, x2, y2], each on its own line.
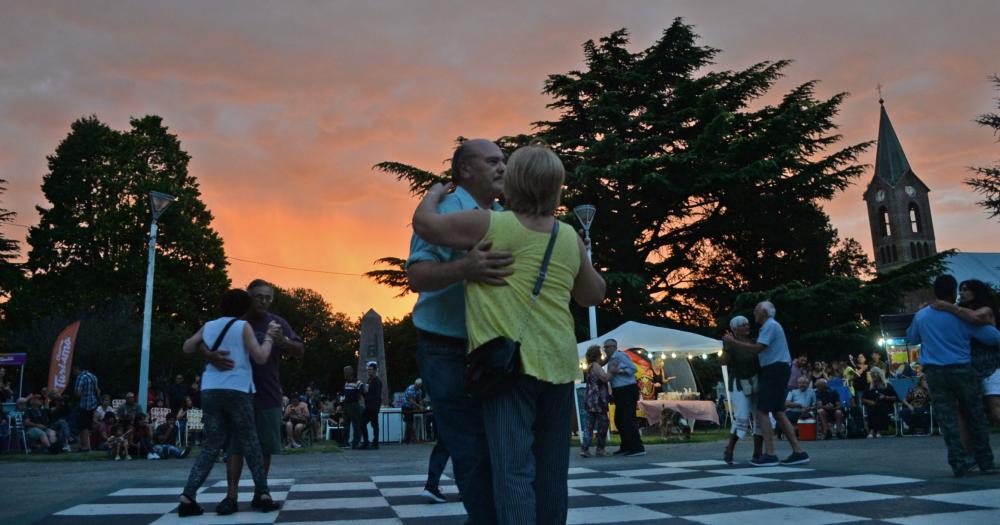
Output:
[413, 141, 605, 525]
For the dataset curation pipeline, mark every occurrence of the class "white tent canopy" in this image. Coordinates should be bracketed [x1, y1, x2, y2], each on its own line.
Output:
[576, 321, 722, 360]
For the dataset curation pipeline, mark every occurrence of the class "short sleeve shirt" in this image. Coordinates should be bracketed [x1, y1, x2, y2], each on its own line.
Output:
[757, 318, 791, 367]
[406, 186, 502, 340]
[403, 384, 422, 409]
[786, 388, 816, 408]
[609, 351, 638, 388]
[247, 313, 301, 410]
[74, 371, 100, 410]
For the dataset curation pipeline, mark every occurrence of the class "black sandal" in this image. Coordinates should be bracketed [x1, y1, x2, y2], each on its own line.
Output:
[178, 495, 204, 517]
[215, 496, 238, 516]
[251, 493, 282, 512]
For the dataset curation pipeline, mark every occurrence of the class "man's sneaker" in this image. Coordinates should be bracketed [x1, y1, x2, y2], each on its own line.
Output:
[625, 449, 647, 457]
[780, 451, 810, 465]
[749, 454, 780, 467]
[147, 453, 160, 460]
[612, 448, 628, 455]
[422, 486, 447, 504]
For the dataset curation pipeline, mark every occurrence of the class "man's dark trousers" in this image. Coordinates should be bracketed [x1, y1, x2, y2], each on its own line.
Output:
[343, 401, 362, 448]
[362, 407, 380, 446]
[416, 330, 496, 525]
[612, 383, 643, 453]
[925, 364, 994, 471]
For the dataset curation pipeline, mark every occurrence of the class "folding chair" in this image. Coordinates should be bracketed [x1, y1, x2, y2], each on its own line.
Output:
[185, 409, 203, 445]
[149, 407, 170, 428]
[9, 412, 29, 455]
[111, 399, 125, 412]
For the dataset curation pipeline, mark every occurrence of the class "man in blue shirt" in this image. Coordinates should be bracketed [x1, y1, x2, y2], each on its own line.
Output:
[604, 339, 645, 456]
[907, 275, 1000, 476]
[405, 139, 512, 524]
[723, 301, 810, 467]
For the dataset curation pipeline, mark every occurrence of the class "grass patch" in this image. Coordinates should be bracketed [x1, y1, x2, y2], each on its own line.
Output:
[573, 427, 730, 447]
[0, 441, 343, 462]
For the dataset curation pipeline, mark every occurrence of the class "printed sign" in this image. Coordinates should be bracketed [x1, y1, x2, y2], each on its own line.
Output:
[48, 321, 81, 394]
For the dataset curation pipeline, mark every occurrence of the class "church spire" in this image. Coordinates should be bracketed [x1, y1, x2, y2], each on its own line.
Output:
[873, 99, 913, 187]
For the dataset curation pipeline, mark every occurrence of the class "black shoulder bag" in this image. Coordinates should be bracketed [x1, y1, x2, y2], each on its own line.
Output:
[465, 221, 560, 399]
[208, 318, 240, 352]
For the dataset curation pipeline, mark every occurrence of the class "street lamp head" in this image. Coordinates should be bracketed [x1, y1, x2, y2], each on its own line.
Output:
[149, 191, 176, 221]
[573, 204, 596, 233]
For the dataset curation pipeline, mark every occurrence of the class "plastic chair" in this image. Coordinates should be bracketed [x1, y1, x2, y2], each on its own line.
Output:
[889, 378, 918, 400]
[896, 403, 934, 437]
[111, 399, 125, 412]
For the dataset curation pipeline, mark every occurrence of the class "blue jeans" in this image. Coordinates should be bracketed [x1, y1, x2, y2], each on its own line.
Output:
[417, 330, 496, 525]
[153, 444, 183, 457]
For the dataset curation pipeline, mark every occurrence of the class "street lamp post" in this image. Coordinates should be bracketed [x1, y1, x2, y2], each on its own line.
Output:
[138, 191, 175, 413]
[573, 205, 598, 340]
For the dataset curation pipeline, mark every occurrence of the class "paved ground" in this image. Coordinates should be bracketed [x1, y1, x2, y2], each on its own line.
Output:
[3, 435, 1000, 524]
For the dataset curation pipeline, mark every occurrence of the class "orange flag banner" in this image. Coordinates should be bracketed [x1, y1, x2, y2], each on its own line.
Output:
[48, 321, 81, 394]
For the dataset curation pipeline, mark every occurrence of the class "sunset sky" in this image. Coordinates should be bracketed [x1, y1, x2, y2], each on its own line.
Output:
[2, 1, 999, 320]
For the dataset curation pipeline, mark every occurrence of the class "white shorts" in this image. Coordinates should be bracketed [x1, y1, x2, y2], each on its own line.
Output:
[984, 369, 1000, 397]
[729, 388, 763, 438]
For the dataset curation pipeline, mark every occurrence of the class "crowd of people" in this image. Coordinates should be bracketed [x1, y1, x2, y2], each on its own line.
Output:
[0, 365, 199, 459]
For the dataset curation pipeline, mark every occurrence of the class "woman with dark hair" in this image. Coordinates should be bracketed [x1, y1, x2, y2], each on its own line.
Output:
[176, 289, 282, 517]
[580, 345, 610, 458]
[932, 279, 1000, 424]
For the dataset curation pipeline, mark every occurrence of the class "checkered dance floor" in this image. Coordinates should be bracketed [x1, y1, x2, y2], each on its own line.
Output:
[39, 459, 1000, 524]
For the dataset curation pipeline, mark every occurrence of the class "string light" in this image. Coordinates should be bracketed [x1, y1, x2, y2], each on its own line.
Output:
[671, 352, 677, 359]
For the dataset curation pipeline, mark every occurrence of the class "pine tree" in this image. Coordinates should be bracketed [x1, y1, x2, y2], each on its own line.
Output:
[967, 75, 1000, 220]
[7, 115, 230, 330]
[0, 178, 21, 299]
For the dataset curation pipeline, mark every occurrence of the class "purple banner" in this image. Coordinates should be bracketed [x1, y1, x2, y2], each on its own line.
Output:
[0, 353, 27, 366]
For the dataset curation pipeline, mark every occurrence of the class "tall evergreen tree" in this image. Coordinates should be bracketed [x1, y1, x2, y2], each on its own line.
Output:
[7, 115, 229, 330]
[374, 20, 870, 326]
[0, 178, 21, 300]
[967, 75, 1000, 220]
[539, 21, 870, 324]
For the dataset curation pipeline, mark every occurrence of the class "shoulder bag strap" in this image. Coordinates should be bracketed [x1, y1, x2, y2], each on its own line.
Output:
[515, 220, 560, 342]
[209, 318, 240, 352]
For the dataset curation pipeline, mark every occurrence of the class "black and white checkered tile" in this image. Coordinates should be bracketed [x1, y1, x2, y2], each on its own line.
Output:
[38, 460, 1000, 524]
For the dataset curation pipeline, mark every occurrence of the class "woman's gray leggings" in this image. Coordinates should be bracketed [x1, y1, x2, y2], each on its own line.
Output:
[183, 389, 269, 499]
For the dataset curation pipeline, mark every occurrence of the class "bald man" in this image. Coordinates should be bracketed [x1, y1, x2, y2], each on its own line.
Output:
[405, 139, 512, 523]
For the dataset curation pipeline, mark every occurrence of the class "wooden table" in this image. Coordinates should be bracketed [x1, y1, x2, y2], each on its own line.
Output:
[638, 399, 720, 426]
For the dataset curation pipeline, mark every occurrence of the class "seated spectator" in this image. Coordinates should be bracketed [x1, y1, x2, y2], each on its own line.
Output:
[46, 393, 72, 452]
[175, 395, 195, 447]
[129, 413, 153, 458]
[861, 367, 899, 438]
[899, 375, 932, 434]
[96, 412, 116, 450]
[283, 395, 310, 448]
[151, 411, 191, 459]
[814, 379, 844, 439]
[94, 394, 115, 425]
[108, 416, 131, 460]
[784, 376, 816, 426]
[119, 392, 144, 421]
[24, 396, 61, 453]
[870, 351, 888, 375]
[325, 401, 347, 446]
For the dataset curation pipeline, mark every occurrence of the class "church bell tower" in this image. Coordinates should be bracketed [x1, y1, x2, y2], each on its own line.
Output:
[862, 99, 937, 273]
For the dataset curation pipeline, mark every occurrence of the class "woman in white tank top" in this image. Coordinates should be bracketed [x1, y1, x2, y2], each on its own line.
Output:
[176, 289, 281, 517]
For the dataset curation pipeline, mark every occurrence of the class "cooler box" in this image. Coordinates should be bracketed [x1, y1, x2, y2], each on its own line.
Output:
[798, 419, 817, 441]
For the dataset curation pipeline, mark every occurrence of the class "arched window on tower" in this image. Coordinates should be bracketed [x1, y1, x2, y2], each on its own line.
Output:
[891, 244, 898, 262]
[909, 203, 922, 233]
[910, 243, 917, 259]
[879, 207, 891, 237]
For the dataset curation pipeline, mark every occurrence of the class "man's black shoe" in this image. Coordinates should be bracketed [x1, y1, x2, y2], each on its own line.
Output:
[371, 443, 379, 450]
[953, 457, 977, 478]
[359, 443, 370, 450]
[612, 448, 628, 455]
[422, 486, 447, 504]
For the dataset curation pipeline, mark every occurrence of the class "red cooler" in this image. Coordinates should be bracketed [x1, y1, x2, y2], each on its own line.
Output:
[798, 419, 817, 441]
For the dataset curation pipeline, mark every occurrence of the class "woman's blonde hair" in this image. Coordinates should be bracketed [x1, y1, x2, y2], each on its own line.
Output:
[503, 139, 564, 216]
